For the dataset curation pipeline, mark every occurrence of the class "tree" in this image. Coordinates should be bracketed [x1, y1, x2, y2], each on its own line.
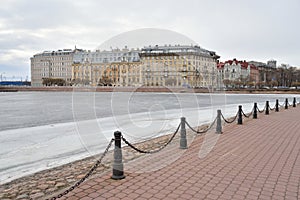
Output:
[291, 82, 300, 88]
[233, 80, 242, 88]
[42, 78, 66, 86]
[98, 75, 113, 86]
[269, 80, 278, 87]
[256, 81, 264, 89]
[223, 79, 231, 88]
[246, 81, 255, 88]
[71, 78, 81, 86]
[42, 78, 51, 86]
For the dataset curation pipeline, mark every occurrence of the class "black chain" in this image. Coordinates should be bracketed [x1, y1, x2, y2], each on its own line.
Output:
[257, 105, 266, 113]
[47, 138, 115, 200]
[221, 112, 238, 124]
[241, 108, 253, 118]
[121, 123, 181, 154]
[269, 104, 276, 111]
[185, 117, 217, 134]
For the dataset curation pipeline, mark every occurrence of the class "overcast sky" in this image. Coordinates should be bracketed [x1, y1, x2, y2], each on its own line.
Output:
[0, 0, 299, 80]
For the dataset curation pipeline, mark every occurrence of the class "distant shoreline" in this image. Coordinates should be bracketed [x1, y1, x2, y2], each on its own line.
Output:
[1, 86, 300, 94]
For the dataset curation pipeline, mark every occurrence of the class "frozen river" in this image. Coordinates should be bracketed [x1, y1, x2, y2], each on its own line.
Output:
[0, 91, 299, 184]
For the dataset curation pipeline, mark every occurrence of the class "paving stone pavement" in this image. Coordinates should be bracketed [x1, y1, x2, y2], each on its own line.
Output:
[55, 106, 300, 200]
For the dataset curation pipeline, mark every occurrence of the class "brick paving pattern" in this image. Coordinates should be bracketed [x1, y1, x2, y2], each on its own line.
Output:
[58, 106, 300, 200]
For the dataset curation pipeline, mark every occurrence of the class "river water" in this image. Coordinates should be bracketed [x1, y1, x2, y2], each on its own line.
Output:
[0, 91, 299, 184]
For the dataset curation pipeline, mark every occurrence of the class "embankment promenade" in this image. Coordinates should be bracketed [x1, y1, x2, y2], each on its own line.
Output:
[1, 101, 300, 199]
[56, 103, 300, 200]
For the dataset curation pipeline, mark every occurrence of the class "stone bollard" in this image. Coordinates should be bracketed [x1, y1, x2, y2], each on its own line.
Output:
[285, 98, 288, 109]
[216, 110, 222, 134]
[265, 101, 269, 115]
[253, 103, 258, 119]
[111, 131, 125, 180]
[238, 105, 243, 125]
[275, 99, 279, 112]
[293, 97, 296, 107]
[180, 117, 187, 149]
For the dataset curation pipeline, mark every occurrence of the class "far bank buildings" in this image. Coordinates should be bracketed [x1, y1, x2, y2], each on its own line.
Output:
[31, 44, 263, 88]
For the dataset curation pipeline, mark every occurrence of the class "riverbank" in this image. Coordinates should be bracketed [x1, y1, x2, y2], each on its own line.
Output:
[0, 124, 202, 200]
[0, 113, 251, 199]
[1, 86, 300, 94]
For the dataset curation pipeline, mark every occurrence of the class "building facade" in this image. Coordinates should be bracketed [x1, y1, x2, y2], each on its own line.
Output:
[31, 45, 219, 88]
[139, 45, 219, 87]
[250, 65, 259, 84]
[217, 59, 259, 87]
[72, 45, 219, 88]
[217, 59, 250, 82]
[72, 47, 141, 86]
[249, 60, 277, 83]
[31, 49, 76, 86]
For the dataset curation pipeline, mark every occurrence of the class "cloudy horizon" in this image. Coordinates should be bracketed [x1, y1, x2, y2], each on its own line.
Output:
[0, 0, 299, 80]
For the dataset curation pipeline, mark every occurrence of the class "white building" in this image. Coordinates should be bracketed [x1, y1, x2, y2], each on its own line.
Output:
[72, 47, 141, 86]
[73, 47, 140, 64]
[217, 59, 251, 87]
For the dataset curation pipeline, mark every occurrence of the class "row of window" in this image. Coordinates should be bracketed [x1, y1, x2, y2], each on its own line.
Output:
[143, 61, 214, 67]
[143, 55, 213, 61]
[35, 56, 72, 61]
[40, 73, 67, 77]
[82, 52, 139, 58]
[34, 62, 72, 67]
[81, 57, 139, 63]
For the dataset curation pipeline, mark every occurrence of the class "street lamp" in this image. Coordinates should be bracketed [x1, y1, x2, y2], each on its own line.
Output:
[195, 69, 200, 87]
[0, 72, 5, 82]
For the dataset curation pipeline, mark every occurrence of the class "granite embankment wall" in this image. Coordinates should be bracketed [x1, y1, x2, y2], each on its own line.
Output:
[1, 86, 300, 94]
[0, 86, 209, 93]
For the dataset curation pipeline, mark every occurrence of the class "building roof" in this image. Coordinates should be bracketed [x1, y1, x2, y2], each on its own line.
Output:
[218, 59, 258, 70]
[34, 49, 75, 57]
[250, 64, 258, 70]
[140, 44, 220, 59]
[217, 62, 225, 69]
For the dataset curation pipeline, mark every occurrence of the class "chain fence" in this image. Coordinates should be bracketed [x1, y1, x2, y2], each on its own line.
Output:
[257, 105, 266, 113]
[45, 97, 297, 199]
[47, 138, 115, 200]
[269, 104, 276, 111]
[241, 109, 253, 118]
[221, 112, 238, 124]
[280, 102, 286, 107]
[185, 117, 217, 134]
[121, 123, 181, 154]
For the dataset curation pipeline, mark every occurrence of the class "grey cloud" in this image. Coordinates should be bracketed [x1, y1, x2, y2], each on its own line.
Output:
[0, 0, 79, 29]
[0, 0, 300, 79]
